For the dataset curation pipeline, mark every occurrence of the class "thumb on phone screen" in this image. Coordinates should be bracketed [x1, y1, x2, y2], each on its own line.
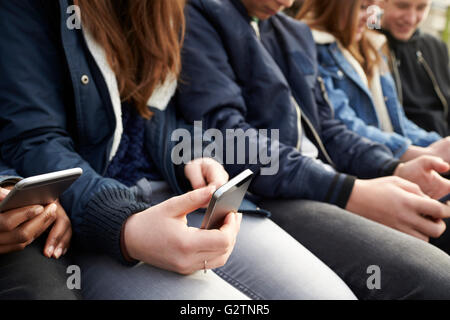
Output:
[161, 186, 216, 219]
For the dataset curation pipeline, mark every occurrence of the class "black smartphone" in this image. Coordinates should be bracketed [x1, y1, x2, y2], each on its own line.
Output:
[0, 168, 83, 213]
[201, 169, 254, 230]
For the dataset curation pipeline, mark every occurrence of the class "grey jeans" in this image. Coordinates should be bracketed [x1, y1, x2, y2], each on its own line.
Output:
[74, 180, 356, 300]
[73, 211, 356, 300]
[0, 236, 81, 300]
[260, 199, 450, 300]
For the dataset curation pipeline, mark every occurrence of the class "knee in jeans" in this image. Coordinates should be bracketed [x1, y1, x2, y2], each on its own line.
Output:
[380, 248, 450, 299]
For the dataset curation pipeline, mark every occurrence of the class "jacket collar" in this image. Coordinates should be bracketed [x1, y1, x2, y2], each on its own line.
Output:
[312, 29, 375, 99]
[380, 28, 422, 45]
[312, 29, 386, 50]
[311, 29, 336, 44]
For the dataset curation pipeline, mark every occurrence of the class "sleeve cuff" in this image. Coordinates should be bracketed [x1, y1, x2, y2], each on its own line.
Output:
[379, 159, 401, 177]
[78, 186, 150, 266]
[324, 173, 356, 209]
[0, 176, 22, 187]
[393, 139, 412, 159]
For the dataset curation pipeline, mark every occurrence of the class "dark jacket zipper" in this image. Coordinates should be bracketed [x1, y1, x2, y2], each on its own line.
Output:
[389, 48, 448, 119]
[416, 50, 449, 119]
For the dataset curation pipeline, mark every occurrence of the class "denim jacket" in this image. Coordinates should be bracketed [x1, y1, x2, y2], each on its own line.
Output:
[314, 30, 441, 158]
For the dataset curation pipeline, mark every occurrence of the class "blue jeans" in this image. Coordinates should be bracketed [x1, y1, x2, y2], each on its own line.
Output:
[73, 212, 356, 300]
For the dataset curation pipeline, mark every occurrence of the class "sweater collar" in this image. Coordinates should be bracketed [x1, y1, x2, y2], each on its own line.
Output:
[311, 29, 336, 44]
[311, 29, 387, 50]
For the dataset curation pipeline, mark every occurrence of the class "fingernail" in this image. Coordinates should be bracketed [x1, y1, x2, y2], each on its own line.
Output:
[46, 203, 57, 216]
[35, 206, 44, 215]
[206, 185, 216, 195]
[63, 248, 68, 256]
[46, 246, 55, 258]
[54, 247, 63, 259]
[0, 188, 8, 197]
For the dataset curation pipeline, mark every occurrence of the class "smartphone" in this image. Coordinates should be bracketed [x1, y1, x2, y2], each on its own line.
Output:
[201, 169, 254, 230]
[0, 168, 83, 213]
[439, 193, 450, 204]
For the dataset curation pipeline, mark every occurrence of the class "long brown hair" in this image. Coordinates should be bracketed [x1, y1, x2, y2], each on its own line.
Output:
[298, 0, 381, 81]
[75, 0, 185, 119]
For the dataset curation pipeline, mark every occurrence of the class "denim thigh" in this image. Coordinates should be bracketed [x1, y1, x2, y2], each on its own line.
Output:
[0, 236, 81, 300]
[261, 199, 450, 300]
[188, 212, 356, 300]
[74, 212, 356, 300]
[74, 250, 250, 300]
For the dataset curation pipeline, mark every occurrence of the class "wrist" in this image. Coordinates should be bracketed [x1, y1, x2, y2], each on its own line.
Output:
[400, 146, 429, 162]
[393, 162, 405, 177]
[121, 216, 139, 263]
[345, 179, 365, 214]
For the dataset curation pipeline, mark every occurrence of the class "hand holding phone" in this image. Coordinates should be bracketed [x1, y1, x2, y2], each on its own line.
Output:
[201, 169, 254, 230]
[0, 168, 83, 213]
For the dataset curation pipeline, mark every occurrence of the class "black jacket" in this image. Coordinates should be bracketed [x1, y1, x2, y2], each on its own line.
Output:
[383, 29, 450, 137]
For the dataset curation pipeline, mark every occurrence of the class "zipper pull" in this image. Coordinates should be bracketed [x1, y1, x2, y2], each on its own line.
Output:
[416, 50, 424, 62]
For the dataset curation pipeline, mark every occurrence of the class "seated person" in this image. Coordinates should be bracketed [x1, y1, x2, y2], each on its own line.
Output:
[0, 0, 356, 300]
[301, 0, 450, 162]
[380, 0, 450, 137]
[175, 0, 450, 299]
[0, 159, 80, 300]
